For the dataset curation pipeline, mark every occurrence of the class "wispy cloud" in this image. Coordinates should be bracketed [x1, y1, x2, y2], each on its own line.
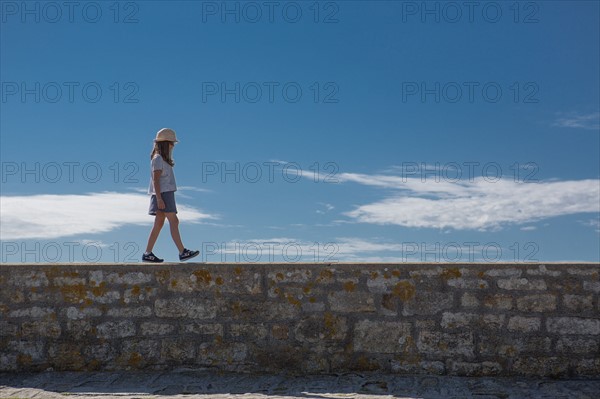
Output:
[208, 236, 516, 263]
[520, 226, 537, 231]
[553, 111, 600, 130]
[316, 202, 335, 214]
[579, 218, 600, 233]
[0, 192, 216, 240]
[337, 173, 600, 231]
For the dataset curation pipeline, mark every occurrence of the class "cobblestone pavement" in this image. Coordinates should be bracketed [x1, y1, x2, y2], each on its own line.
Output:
[1, 371, 599, 399]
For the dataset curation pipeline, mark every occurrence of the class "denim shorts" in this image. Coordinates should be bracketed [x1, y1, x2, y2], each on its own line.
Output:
[149, 191, 177, 215]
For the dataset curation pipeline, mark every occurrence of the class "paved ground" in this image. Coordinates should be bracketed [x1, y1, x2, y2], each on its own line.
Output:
[1, 370, 600, 399]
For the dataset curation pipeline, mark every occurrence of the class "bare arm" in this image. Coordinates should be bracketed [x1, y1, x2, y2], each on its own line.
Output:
[152, 170, 165, 209]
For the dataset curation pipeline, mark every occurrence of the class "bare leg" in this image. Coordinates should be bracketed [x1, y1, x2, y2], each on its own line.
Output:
[145, 212, 166, 253]
[165, 212, 185, 254]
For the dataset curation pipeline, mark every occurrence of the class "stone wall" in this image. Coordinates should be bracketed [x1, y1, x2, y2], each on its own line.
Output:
[1, 263, 599, 377]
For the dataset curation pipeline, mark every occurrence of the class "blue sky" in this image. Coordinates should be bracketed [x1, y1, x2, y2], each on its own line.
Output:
[1, 0, 599, 263]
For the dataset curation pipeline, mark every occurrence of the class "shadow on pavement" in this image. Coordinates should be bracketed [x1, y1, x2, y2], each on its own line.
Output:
[2, 370, 600, 398]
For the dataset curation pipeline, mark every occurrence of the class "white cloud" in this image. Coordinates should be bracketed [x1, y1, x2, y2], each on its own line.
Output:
[0, 191, 216, 240]
[209, 236, 516, 263]
[520, 226, 537, 231]
[338, 173, 600, 231]
[553, 112, 600, 130]
[316, 202, 335, 214]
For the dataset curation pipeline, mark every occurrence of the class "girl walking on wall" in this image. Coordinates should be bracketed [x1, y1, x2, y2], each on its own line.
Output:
[143, 128, 200, 262]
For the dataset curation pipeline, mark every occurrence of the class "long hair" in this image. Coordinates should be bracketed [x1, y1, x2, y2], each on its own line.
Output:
[150, 141, 175, 166]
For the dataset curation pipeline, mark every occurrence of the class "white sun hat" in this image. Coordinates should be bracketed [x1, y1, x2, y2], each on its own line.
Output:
[154, 128, 179, 143]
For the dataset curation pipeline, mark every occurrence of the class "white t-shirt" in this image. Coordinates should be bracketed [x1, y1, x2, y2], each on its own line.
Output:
[148, 154, 177, 194]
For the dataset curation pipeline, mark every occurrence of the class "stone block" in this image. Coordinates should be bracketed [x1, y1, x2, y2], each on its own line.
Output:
[563, 294, 593, 312]
[197, 342, 248, 365]
[391, 360, 445, 375]
[403, 292, 454, 316]
[230, 323, 268, 340]
[181, 322, 222, 336]
[295, 313, 347, 342]
[8, 271, 49, 287]
[353, 320, 412, 353]
[107, 307, 153, 318]
[461, 292, 479, 308]
[155, 298, 217, 319]
[516, 294, 556, 312]
[507, 316, 541, 333]
[124, 286, 158, 304]
[441, 312, 504, 331]
[106, 272, 153, 285]
[448, 361, 502, 376]
[222, 300, 300, 321]
[497, 278, 546, 290]
[83, 343, 116, 363]
[96, 321, 136, 339]
[483, 294, 513, 310]
[556, 337, 599, 353]
[366, 274, 401, 293]
[9, 307, 55, 318]
[447, 278, 489, 289]
[64, 306, 102, 320]
[572, 359, 600, 376]
[526, 265, 561, 277]
[140, 322, 176, 336]
[479, 336, 552, 357]
[52, 277, 86, 286]
[217, 270, 263, 294]
[268, 269, 312, 284]
[161, 339, 196, 362]
[21, 321, 62, 338]
[8, 341, 44, 362]
[484, 268, 522, 277]
[583, 281, 600, 293]
[65, 320, 93, 340]
[121, 339, 160, 361]
[328, 291, 375, 313]
[547, 317, 600, 335]
[417, 331, 475, 358]
[302, 301, 326, 312]
[512, 356, 569, 377]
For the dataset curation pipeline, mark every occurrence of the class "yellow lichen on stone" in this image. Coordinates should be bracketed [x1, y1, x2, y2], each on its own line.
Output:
[128, 352, 143, 368]
[393, 281, 416, 301]
[216, 277, 224, 285]
[441, 267, 462, 280]
[60, 284, 88, 304]
[286, 293, 302, 307]
[343, 281, 356, 292]
[193, 270, 212, 284]
[131, 285, 141, 296]
[90, 282, 107, 297]
[318, 270, 333, 281]
[17, 354, 32, 366]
